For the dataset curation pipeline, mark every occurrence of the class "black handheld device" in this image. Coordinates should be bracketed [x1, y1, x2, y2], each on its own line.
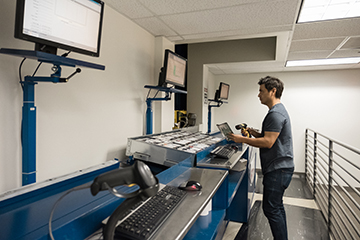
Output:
[91, 161, 159, 199]
[235, 123, 251, 137]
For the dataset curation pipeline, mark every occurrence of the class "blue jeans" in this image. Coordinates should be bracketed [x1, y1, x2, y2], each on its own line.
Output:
[262, 168, 294, 240]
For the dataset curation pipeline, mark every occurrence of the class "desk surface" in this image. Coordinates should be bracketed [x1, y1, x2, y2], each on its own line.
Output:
[197, 144, 248, 170]
[151, 168, 228, 240]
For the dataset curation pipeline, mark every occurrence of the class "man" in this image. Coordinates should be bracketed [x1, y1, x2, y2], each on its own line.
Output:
[228, 76, 294, 240]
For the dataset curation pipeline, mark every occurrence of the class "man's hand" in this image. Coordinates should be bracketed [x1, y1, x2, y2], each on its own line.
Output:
[247, 128, 261, 138]
[228, 133, 246, 143]
[228, 131, 279, 148]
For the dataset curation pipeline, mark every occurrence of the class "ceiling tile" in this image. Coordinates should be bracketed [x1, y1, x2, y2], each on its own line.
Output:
[289, 38, 345, 51]
[137, 0, 282, 15]
[166, 36, 185, 42]
[287, 51, 334, 60]
[103, 0, 153, 19]
[293, 18, 360, 40]
[134, 17, 178, 36]
[341, 36, 360, 49]
[207, 61, 286, 74]
[159, 1, 298, 35]
[103, 0, 360, 73]
[179, 25, 293, 42]
[207, 66, 225, 75]
[329, 49, 360, 58]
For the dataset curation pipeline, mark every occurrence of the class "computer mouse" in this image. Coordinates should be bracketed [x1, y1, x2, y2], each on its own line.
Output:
[178, 180, 202, 191]
[229, 144, 239, 151]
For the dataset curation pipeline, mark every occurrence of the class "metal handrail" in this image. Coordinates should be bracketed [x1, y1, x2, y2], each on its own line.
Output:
[305, 128, 360, 240]
[307, 128, 360, 155]
[333, 160, 360, 185]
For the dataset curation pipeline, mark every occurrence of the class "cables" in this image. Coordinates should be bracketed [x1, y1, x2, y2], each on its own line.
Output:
[61, 51, 71, 57]
[18, 50, 71, 86]
[32, 62, 42, 77]
[19, 57, 26, 90]
[48, 183, 91, 240]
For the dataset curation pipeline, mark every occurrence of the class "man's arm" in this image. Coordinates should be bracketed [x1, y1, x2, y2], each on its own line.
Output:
[247, 128, 261, 138]
[228, 131, 279, 149]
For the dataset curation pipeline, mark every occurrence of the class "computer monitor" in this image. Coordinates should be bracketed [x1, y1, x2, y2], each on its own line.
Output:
[215, 82, 230, 101]
[14, 0, 105, 57]
[158, 49, 187, 88]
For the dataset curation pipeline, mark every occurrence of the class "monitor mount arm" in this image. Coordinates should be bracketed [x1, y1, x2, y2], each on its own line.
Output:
[25, 64, 81, 83]
[20, 64, 81, 185]
[144, 85, 187, 135]
[207, 99, 227, 134]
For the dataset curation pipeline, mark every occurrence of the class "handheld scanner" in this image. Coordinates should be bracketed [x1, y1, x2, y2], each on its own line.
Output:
[90, 161, 157, 196]
[235, 123, 250, 137]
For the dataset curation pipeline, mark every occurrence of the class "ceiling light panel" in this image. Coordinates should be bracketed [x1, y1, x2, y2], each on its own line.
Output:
[298, 0, 360, 23]
[286, 57, 360, 67]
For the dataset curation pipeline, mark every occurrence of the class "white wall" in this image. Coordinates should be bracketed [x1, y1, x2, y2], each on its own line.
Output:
[211, 70, 360, 173]
[154, 38, 175, 134]
[203, 66, 217, 133]
[0, 2, 174, 193]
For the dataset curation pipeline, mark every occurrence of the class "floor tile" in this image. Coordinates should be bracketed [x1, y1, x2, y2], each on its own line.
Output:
[221, 174, 329, 240]
[222, 222, 243, 240]
[234, 201, 329, 240]
[256, 173, 313, 199]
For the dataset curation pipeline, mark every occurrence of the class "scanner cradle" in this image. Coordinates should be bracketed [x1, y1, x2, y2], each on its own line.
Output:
[90, 161, 159, 199]
[91, 161, 160, 240]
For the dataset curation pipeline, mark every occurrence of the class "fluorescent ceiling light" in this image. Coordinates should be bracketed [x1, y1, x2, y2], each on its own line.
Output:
[298, 0, 360, 23]
[286, 57, 360, 67]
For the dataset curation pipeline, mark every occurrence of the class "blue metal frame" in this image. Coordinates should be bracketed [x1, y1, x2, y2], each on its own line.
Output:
[21, 66, 80, 185]
[144, 85, 187, 135]
[0, 161, 120, 240]
[22, 79, 37, 184]
[207, 99, 227, 134]
[21, 65, 72, 185]
[146, 95, 170, 135]
[0, 48, 105, 186]
[0, 48, 105, 70]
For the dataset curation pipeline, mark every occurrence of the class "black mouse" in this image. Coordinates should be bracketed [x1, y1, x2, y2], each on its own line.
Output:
[229, 144, 239, 152]
[178, 180, 202, 191]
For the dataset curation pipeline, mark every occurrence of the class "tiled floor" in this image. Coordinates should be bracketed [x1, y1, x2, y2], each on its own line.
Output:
[222, 174, 329, 240]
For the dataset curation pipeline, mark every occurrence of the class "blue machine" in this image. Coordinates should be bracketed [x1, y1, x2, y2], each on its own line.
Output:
[0, 48, 105, 185]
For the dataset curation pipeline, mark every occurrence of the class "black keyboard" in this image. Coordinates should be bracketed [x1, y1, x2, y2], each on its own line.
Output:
[210, 145, 236, 159]
[114, 185, 187, 240]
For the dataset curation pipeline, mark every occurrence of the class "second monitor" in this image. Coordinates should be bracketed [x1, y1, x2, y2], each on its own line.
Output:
[158, 49, 187, 88]
[215, 82, 230, 101]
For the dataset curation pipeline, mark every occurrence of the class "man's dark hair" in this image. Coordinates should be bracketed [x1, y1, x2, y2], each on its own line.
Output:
[258, 76, 284, 99]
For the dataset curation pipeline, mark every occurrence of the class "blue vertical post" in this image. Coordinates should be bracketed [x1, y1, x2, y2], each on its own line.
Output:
[207, 104, 212, 134]
[22, 77, 37, 185]
[146, 99, 153, 135]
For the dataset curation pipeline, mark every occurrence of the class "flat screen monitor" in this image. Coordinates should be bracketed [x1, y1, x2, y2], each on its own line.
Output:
[158, 49, 187, 88]
[14, 0, 104, 57]
[215, 82, 230, 101]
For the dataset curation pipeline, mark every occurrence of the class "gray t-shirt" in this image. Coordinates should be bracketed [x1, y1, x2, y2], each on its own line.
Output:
[260, 103, 294, 174]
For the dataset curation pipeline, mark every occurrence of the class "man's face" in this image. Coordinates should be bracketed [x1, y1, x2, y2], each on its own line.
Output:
[258, 84, 273, 105]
